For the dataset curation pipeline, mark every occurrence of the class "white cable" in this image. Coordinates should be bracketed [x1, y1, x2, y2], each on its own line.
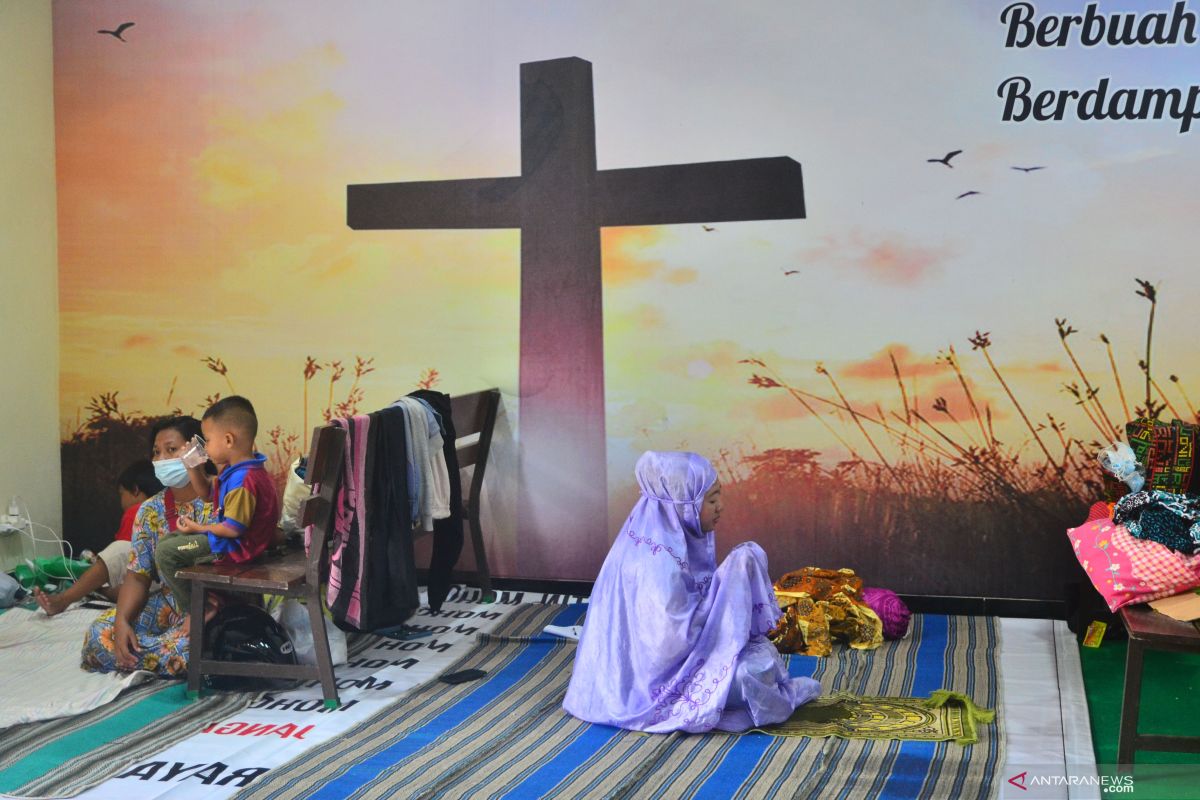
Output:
[10, 495, 83, 580]
[30, 522, 75, 561]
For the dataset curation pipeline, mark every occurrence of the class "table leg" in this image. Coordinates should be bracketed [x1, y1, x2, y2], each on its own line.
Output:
[1118, 639, 1145, 766]
[187, 582, 205, 699]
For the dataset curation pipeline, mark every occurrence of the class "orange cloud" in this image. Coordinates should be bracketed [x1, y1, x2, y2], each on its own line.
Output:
[627, 305, 665, 331]
[602, 227, 672, 286]
[1008, 361, 1066, 374]
[122, 334, 156, 349]
[799, 231, 951, 285]
[916, 378, 1008, 423]
[656, 340, 754, 381]
[173, 345, 201, 358]
[748, 392, 815, 422]
[843, 344, 949, 381]
[664, 267, 698, 285]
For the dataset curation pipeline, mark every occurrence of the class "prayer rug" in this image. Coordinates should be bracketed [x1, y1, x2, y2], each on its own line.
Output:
[752, 690, 995, 745]
[231, 605, 1005, 800]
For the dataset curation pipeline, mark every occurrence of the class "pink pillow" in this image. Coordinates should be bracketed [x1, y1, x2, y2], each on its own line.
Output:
[1068, 503, 1200, 612]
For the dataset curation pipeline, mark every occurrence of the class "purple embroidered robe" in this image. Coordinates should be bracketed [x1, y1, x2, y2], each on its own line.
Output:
[563, 451, 821, 733]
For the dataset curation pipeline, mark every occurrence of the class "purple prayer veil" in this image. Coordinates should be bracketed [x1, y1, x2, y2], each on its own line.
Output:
[628, 450, 718, 595]
[563, 450, 821, 733]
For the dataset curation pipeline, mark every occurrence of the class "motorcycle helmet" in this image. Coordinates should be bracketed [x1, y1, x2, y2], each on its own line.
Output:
[204, 603, 298, 690]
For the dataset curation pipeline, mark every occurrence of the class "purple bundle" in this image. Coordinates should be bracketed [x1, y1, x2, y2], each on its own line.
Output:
[861, 587, 911, 640]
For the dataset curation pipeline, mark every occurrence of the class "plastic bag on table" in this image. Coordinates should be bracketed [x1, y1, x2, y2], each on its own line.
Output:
[1098, 441, 1145, 494]
[279, 457, 310, 533]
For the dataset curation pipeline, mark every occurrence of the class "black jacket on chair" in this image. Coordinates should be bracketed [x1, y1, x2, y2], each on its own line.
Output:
[410, 389, 463, 613]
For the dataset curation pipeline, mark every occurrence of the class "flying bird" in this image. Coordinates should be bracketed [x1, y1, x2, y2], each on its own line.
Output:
[1011, 165, 1046, 172]
[701, 225, 716, 232]
[956, 190, 981, 200]
[98, 22, 135, 41]
[781, 269, 800, 276]
[927, 150, 962, 168]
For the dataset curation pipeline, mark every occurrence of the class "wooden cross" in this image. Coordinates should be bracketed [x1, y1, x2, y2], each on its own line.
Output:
[348, 57, 805, 577]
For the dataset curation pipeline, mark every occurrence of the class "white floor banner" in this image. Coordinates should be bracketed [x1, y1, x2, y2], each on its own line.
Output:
[74, 588, 584, 799]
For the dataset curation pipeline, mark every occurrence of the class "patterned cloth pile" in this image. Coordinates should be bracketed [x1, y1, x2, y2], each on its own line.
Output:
[768, 567, 884, 656]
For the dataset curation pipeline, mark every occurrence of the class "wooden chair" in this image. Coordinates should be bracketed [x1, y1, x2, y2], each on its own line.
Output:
[1117, 604, 1200, 765]
[179, 424, 346, 708]
[431, 388, 500, 595]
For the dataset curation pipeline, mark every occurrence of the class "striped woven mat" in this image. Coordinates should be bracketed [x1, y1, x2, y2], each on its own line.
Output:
[231, 604, 1005, 800]
[0, 634, 378, 798]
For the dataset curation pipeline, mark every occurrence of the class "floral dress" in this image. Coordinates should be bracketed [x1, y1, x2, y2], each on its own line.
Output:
[81, 490, 213, 677]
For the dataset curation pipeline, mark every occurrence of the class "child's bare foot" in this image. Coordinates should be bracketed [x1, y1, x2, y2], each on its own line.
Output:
[34, 587, 71, 616]
[204, 593, 221, 623]
[179, 599, 221, 632]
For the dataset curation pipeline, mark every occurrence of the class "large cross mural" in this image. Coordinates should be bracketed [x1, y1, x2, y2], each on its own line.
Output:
[348, 57, 805, 578]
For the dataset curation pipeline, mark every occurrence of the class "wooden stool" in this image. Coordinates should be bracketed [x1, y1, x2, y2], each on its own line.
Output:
[1117, 604, 1200, 764]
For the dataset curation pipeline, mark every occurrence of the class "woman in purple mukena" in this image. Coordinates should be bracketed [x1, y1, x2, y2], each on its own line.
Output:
[563, 450, 821, 733]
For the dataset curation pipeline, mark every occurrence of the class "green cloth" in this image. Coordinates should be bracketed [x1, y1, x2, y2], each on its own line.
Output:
[9, 557, 92, 591]
[1080, 637, 1200, 798]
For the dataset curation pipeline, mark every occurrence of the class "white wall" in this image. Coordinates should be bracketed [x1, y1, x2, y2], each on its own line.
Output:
[0, 1, 62, 568]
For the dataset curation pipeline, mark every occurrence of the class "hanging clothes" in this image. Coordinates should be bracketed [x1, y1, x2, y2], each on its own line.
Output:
[321, 410, 419, 632]
[365, 405, 418, 630]
[325, 415, 370, 630]
[394, 397, 435, 531]
[321, 391, 465, 622]
[413, 397, 452, 522]
[395, 400, 421, 529]
[410, 389, 464, 613]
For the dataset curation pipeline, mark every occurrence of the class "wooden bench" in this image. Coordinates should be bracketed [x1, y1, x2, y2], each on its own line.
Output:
[1117, 604, 1200, 764]
[178, 388, 501, 707]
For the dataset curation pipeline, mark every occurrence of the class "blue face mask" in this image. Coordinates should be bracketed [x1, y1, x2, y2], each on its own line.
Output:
[153, 458, 191, 489]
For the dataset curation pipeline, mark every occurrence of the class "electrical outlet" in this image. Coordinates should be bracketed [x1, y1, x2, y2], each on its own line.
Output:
[1, 497, 25, 536]
[0, 512, 25, 536]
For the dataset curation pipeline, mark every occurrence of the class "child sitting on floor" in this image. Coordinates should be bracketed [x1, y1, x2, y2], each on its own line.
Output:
[155, 395, 280, 617]
[34, 460, 162, 616]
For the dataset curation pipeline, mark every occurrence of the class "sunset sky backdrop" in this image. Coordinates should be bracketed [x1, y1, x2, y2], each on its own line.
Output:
[55, 1, 1200, 542]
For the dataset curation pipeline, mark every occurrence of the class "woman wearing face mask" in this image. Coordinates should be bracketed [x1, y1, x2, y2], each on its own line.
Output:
[81, 417, 215, 676]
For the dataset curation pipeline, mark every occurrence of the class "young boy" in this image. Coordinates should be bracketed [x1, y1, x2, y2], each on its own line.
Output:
[156, 395, 281, 616]
[34, 460, 162, 615]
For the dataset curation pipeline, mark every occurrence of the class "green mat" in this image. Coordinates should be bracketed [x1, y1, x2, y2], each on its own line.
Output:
[1080, 633, 1200, 799]
[753, 689, 995, 745]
